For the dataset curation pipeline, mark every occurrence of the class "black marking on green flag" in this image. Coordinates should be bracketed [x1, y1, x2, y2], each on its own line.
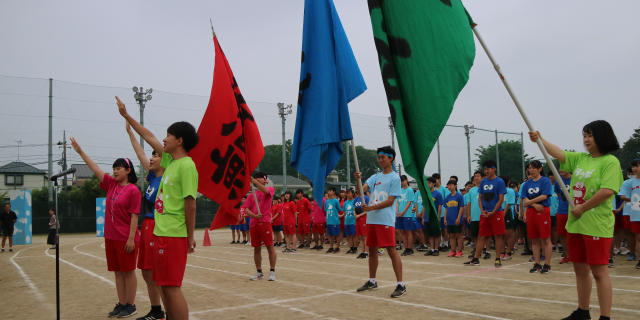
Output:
[441, 0, 452, 7]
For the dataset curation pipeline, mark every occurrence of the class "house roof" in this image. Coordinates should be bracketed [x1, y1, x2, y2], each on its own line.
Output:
[0, 161, 46, 174]
[268, 175, 311, 188]
[70, 164, 93, 179]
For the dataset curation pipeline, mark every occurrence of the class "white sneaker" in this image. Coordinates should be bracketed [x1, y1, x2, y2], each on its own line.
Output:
[377, 248, 385, 255]
[250, 272, 264, 281]
[268, 271, 276, 281]
[620, 248, 630, 255]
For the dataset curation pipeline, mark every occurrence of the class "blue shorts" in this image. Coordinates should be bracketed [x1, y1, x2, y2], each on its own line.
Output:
[343, 224, 356, 236]
[327, 224, 341, 236]
[398, 217, 420, 231]
[440, 217, 446, 231]
[230, 225, 238, 231]
[239, 224, 249, 232]
[272, 224, 283, 232]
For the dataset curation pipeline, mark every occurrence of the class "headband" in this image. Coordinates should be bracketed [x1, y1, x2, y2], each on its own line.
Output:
[378, 151, 394, 158]
[125, 158, 132, 167]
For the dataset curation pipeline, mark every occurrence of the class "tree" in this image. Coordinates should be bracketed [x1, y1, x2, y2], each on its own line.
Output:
[259, 139, 301, 180]
[334, 144, 380, 184]
[615, 127, 640, 169]
[475, 140, 534, 183]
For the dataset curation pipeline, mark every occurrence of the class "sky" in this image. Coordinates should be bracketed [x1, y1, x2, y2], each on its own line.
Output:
[1, 0, 639, 183]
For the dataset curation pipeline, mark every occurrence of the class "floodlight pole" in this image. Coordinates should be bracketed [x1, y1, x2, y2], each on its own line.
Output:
[464, 125, 473, 181]
[278, 103, 292, 190]
[133, 87, 152, 190]
[48, 78, 53, 205]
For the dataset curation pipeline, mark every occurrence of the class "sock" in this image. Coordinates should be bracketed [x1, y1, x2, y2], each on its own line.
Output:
[397, 281, 404, 287]
[257, 269, 263, 274]
[369, 278, 377, 284]
[270, 268, 275, 272]
[151, 305, 162, 314]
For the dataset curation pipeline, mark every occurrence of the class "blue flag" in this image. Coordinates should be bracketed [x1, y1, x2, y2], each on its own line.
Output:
[291, 0, 366, 206]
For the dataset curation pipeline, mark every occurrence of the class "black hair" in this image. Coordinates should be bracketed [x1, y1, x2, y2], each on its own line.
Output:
[446, 179, 457, 186]
[252, 171, 267, 179]
[347, 188, 355, 195]
[631, 160, 640, 167]
[400, 175, 408, 182]
[482, 160, 497, 169]
[167, 121, 199, 152]
[431, 173, 441, 180]
[112, 158, 138, 183]
[376, 145, 396, 160]
[509, 182, 517, 188]
[582, 120, 619, 155]
[296, 189, 304, 195]
[527, 160, 543, 169]
[465, 181, 473, 187]
[473, 170, 483, 177]
[426, 177, 437, 184]
[450, 175, 458, 182]
[328, 187, 337, 193]
[151, 150, 160, 157]
[284, 190, 292, 196]
[500, 176, 511, 185]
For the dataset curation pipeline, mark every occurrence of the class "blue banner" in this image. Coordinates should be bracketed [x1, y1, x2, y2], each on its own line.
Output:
[96, 197, 105, 237]
[291, 0, 366, 204]
[9, 190, 32, 245]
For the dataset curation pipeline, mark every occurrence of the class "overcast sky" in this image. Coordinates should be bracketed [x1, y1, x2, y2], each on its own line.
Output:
[1, 0, 639, 183]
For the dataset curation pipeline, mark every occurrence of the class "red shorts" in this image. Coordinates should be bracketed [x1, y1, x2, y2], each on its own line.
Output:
[105, 238, 138, 272]
[137, 219, 156, 270]
[478, 211, 506, 237]
[623, 215, 632, 229]
[250, 222, 274, 247]
[312, 223, 326, 234]
[152, 236, 188, 287]
[556, 214, 569, 236]
[366, 224, 395, 248]
[283, 224, 296, 235]
[297, 221, 311, 235]
[356, 221, 368, 237]
[567, 233, 612, 265]
[526, 207, 551, 239]
[631, 221, 640, 234]
[614, 214, 625, 231]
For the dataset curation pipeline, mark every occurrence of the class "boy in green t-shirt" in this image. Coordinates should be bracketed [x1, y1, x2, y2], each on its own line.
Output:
[117, 96, 199, 320]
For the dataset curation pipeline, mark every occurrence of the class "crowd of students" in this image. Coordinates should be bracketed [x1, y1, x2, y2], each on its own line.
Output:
[69, 104, 637, 320]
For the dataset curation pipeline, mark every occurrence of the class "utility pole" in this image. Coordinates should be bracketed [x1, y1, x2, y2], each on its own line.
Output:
[520, 132, 525, 181]
[495, 130, 500, 176]
[15, 139, 22, 160]
[48, 78, 53, 205]
[436, 139, 441, 175]
[57, 131, 68, 188]
[388, 117, 395, 151]
[464, 125, 474, 182]
[133, 86, 152, 190]
[277, 103, 292, 190]
[346, 141, 351, 188]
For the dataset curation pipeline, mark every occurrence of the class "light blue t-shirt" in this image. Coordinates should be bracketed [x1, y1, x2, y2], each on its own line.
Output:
[415, 190, 424, 218]
[324, 198, 342, 226]
[620, 177, 640, 222]
[501, 188, 516, 210]
[397, 187, 416, 218]
[343, 199, 356, 225]
[464, 186, 481, 222]
[550, 193, 559, 217]
[365, 171, 402, 227]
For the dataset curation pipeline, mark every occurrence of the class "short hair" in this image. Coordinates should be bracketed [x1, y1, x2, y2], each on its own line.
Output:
[627, 167, 634, 174]
[473, 170, 483, 177]
[527, 160, 543, 169]
[582, 120, 619, 155]
[509, 182, 517, 188]
[296, 189, 304, 195]
[284, 190, 292, 196]
[431, 173, 441, 180]
[500, 176, 511, 185]
[450, 175, 458, 182]
[426, 177, 437, 184]
[446, 179, 457, 186]
[465, 181, 473, 187]
[167, 121, 199, 152]
[482, 160, 497, 169]
[631, 160, 640, 167]
[328, 187, 337, 193]
[376, 146, 396, 160]
[112, 158, 138, 184]
[252, 171, 267, 179]
[400, 175, 408, 182]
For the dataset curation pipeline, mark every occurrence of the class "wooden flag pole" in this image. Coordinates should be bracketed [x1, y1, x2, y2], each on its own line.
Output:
[349, 140, 366, 201]
[471, 24, 573, 208]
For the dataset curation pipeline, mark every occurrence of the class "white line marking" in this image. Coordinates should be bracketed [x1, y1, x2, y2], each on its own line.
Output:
[10, 248, 49, 305]
[44, 247, 114, 286]
[456, 274, 640, 294]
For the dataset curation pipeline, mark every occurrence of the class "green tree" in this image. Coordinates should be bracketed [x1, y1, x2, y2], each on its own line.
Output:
[334, 144, 379, 183]
[475, 140, 534, 183]
[259, 140, 301, 180]
[615, 127, 640, 169]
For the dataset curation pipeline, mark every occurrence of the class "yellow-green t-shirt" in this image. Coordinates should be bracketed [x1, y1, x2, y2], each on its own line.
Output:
[153, 153, 198, 237]
[560, 151, 622, 238]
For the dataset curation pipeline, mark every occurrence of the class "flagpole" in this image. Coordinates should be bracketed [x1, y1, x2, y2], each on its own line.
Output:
[471, 25, 572, 208]
[349, 140, 365, 200]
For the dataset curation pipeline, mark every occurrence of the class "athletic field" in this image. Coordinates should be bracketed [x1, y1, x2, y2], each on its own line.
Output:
[3, 231, 639, 320]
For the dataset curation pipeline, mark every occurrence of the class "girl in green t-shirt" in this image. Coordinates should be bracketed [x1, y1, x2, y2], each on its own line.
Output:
[530, 120, 622, 320]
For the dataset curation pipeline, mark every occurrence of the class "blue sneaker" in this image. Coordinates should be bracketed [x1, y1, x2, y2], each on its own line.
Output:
[626, 254, 636, 261]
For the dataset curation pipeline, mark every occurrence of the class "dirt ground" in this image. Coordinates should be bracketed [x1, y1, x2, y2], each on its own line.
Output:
[2, 230, 639, 320]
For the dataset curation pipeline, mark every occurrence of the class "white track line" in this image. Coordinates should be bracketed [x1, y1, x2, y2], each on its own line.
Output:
[44, 247, 114, 286]
[457, 274, 640, 294]
[412, 284, 640, 315]
[10, 248, 49, 305]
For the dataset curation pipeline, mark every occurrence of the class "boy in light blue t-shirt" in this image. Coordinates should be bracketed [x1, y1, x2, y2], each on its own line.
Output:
[324, 188, 343, 254]
[396, 175, 417, 256]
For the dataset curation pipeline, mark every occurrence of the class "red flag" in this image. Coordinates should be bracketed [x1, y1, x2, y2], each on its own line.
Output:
[189, 35, 264, 229]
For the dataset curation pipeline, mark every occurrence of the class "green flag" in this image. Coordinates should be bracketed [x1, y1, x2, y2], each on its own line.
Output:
[368, 0, 475, 231]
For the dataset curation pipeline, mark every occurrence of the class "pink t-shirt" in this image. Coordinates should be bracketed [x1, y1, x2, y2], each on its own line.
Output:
[243, 187, 274, 227]
[100, 174, 141, 241]
[311, 201, 326, 224]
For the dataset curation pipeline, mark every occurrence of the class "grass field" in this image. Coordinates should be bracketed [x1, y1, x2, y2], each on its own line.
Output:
[2, 230, 639, 320]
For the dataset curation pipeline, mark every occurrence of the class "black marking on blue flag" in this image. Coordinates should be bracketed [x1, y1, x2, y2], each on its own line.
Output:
[298, 51, 312, 108]
[320, 148, 328, 165]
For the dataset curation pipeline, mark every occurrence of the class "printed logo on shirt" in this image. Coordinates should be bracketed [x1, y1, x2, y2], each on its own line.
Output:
[574, 168, 594, 180]
[446, 200, 459, 208]
[573, 182, 586, 206]
[145, 185, 156, 198]
[483, 184, 494, 191]
[372, 190, 389, 205]
[155, 190, 164, 214]
[631, 193, 640, 211]
[527, 187, 540, 195]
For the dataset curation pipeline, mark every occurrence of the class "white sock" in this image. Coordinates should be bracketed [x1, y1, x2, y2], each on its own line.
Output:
[369, 278, 377, 284]
[397, 281, 404, 287]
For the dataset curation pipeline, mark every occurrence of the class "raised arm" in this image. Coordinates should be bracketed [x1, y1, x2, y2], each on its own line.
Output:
[529, 131, 565, 163]
[70, 137, 105, 182]
[126, 122, 150, 172]
[116, 96, 163, 155]
[251, 177, 269, 194]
